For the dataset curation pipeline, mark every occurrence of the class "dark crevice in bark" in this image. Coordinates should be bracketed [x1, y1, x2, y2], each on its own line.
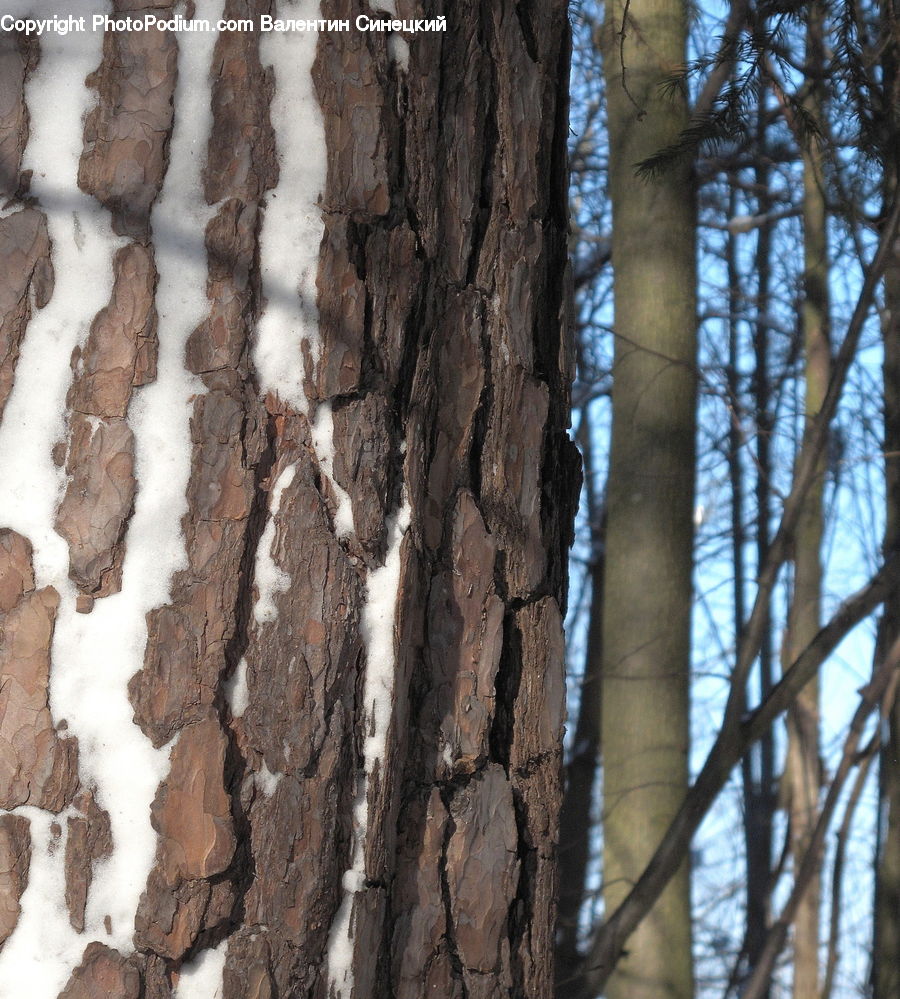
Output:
[202, 404, 277, 959]
[393, 263, 429, 423]
[537, 19, 578, 608]
[508, 787, 536, 996]
[464, 7, 499, 291]
[469, 301, 491, 503]
[394, 78, 411, 225]
[489, 612, 523, 773]
[438, 787, 469, 998]
[222, 407, 277, 681]
[547, 17, 572, 234]
[360, 274, 380, 391]
[514, 0, 540, 63]
[218, 739, 255, 946]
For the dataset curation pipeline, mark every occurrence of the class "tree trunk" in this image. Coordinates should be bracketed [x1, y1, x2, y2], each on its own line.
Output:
[875, 266, 900, 996]
[0, 4, 579, 997]
[784, 11, 829, 995]
[874, 9, 900, 993]
[741, 90, 777, 995]
[598, 0, 696, 996]
[556, 410, 604, 984]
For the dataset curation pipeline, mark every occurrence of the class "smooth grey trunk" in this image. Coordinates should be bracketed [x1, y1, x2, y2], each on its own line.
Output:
[598, 1, 697, 997]
[784, 9, 829, 996]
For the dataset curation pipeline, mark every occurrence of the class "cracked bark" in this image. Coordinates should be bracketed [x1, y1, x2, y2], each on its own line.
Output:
[0, 29, 50, 423]
[56, 0, 173, 605]
[0, 530, 79, 814]
[0, 3, 575, 995]
[0, 207, 54, 424]
[78, 2, 177, 242]
[0, 30, 35, 202]
[65, 791, 113, 934]
[0, 814, 30, 950]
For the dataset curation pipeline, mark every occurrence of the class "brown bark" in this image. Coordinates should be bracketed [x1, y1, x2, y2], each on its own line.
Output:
[0, 3, 576, 996]
[65, 791, 113, 934]
[0, 529, 79, 813]
[55, 243, 158, 602]
[0, 208, 54, 423]
[56, 0, 171, 604]
[78, 5, 177, 242]
[58, 943, 141, 999]
[555, 414, 603, 979]
[0, 28, 35, 199]
[873, 10, 900, 996]
[0, 814, 30, 950]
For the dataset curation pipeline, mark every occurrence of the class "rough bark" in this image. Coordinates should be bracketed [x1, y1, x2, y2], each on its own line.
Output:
[874, 10, 900, 993]
[55, 244, 158, 603]
[0, 4, 576, 997]
[0, 208, 54, 423]
[555, 414, 603, 981]
[58, 943, 142, 999]
[0, 529, 79, 813]
[0, 30, 35, 200]
[65, 791, 113, 934]
[0, 814, 30, 950]
[78, 5, 177, 241]
[56, 0, 172, 605]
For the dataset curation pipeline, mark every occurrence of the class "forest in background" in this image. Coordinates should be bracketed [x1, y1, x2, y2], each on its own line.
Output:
[558, 0, 900, 997]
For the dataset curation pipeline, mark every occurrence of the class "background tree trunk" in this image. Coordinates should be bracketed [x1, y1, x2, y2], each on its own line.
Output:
[598, 0, 697, 997]
[783, 8, 829, 996]
[742, 88, 777, 995]
[0, 3, 579, 997]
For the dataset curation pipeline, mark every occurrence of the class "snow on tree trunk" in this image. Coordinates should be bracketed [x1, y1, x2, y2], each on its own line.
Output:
[0, 2, 577, 997]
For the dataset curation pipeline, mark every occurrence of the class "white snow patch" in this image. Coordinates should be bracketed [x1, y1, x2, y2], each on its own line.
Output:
[255, 760, 283, 798]
[387, 33, 410, 70]
[253, 9, 359, 545]
[377, 0, 409, 68]
[254, 0, 327, 412]
[326, 500, 411, 998]
[224, 657, 250, 717]
[253, 464, 297, 624]
[0, 3, 124, 993]
[325, 855, 364, 999]
[0, 1, 223, 993]
[358, 500, 411, 774]
[174, 939, 228, 999]
[71, 0, 224, 948]
[0, 808, 78, 994]
[311, 402, 355, 537]
[726, 213, 767, 234]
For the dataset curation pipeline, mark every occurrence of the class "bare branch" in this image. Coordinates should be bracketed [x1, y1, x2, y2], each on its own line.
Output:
[740, 637, 900, 999]
[577, 195, 900, 997]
